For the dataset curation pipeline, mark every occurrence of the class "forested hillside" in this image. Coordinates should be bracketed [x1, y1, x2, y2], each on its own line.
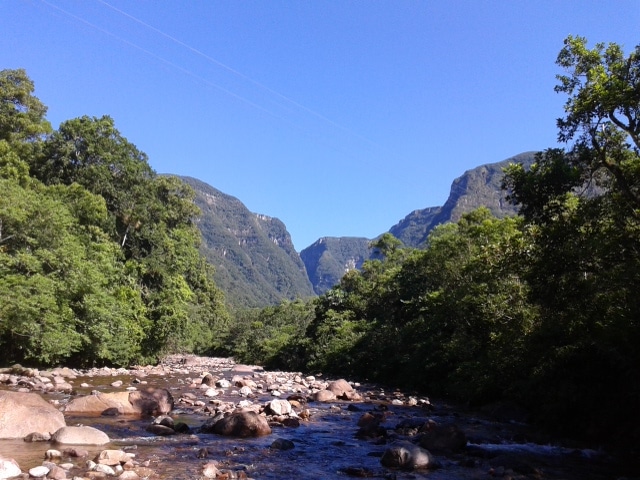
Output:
[180, 176, 314, 308]
[228, 36, 640, 450]
[0, 69, 229, 367]
[301, 152, 537, 294]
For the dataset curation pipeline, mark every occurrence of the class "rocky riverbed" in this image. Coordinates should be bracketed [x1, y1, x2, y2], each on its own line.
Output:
[0, 355, 633, 479]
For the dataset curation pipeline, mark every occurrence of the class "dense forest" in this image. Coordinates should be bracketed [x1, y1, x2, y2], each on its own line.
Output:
[0, 68, 230, 366]
[228, 36, 640, 449]
[1, 36, 639, 450]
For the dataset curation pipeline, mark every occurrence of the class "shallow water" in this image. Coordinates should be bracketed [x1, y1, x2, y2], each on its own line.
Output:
[0, 361, 632, 480]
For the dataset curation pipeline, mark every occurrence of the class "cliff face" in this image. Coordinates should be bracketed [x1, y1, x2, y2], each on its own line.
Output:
[300, 237, 371, 295]
[179, 176, 314, 308]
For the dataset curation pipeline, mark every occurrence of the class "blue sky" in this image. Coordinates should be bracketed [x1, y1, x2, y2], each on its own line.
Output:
[2, 1, 639, 250]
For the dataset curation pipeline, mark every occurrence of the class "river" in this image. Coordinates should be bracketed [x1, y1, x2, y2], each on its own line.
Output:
[0, 356, 632, 479]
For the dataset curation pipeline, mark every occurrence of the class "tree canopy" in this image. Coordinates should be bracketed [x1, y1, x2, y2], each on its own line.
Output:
[0, 68, 229, 366]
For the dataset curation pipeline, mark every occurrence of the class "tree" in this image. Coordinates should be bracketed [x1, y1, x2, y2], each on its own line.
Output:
[0, 69, 51, 157]
[503, 37, 640, 443]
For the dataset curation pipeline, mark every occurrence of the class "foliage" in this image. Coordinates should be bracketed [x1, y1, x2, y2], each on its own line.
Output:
[225, 300, 315, 370]
[181, 176, 315, 308]
[0, 68, 229, 366]
[502, 36, 640, 442]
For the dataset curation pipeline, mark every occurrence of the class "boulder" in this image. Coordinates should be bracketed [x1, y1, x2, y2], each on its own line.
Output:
[52, 426, 110, 445]
[327, 379, 353, 397]
[380, 441, 436, 470]
[64, 387, 173, 416]
[0, 457, 21, 479]
[211, 411, 271, 437]
[313, 390, 337, 402]
[265, 399, 293, 416]
[0, 391, 66, 439]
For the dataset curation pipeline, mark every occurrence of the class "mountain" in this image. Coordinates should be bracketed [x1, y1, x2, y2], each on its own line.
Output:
[300, 237, 371, 295]
[301, 152, 537, 293]
[389, 151, 537, 247]
[178, 152, 536, 303]
[179, 176, 314, 308]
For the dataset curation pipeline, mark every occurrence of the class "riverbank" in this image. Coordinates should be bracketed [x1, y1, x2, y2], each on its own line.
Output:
[0, 355, 634, 479]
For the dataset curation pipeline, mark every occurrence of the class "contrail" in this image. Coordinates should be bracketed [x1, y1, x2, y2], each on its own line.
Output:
[94, 0, 381, 149]
[37, 0, 380, 160]
[38, 0, 280, 117]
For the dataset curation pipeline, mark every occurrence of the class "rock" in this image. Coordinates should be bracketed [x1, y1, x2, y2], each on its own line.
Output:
[270, 438, 295, 450]
[62, 447, 89, 457]
[52, 426, 110, 445]
[95, 463, 116, 475]
[210, 411, 271, 437]
[146, 424, 176, 436]
[380, 441, 436, 470]
[239, 386, 253, 397]
[313, 390, 337, 402]
[418, 424, 467, 453]
[28, 465, 49, 478]
[0, 391, 66, 439]
[202, 462, 220, 478]
[45, 464, 67, 480]
[201, 373, 215, 386]
[45, 450, 63, 460]
[24, 431, 51, 442]
[327, 379, 353, 397]
[265, 399, 293, 416]
[118, 471, 140, 479]
[64, 388, 173, 416]
[216, 379, 231, 388]
[0, 458, 21, 479]
[95, 449, 134, 466]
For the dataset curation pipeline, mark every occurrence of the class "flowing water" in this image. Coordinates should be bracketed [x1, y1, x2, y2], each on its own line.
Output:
[0, 358, 633, 480]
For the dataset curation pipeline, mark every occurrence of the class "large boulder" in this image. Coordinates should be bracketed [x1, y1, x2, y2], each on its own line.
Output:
[210, 411, 271, 437]
[0, 457, 21, 479]
[0, 391, 66, 439]
[327, 379, 353, 397]
[380, 441, 436, 470]
[52, 426, 110, 445]
[64, 388, 173, 416]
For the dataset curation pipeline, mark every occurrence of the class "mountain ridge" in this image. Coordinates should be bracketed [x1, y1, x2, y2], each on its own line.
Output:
[182, 151, 537, 303]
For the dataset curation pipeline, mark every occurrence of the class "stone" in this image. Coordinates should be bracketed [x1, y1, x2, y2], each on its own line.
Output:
[270, 438, 295, 450]
[62, 447, 89, 457]
[64, 387, 173, 416]
[95, 450, 134, 466]
[24, 431, 51, 442]
[327, 379, 353, 397]
[146, 424, 176, 436]
[202, 462, 220, 478]
[28, 465, 49, 478]
[210, 411, 271, 437]
[216, 379, 231, 388]
[45, 450, 63, 460]
[313, 390, 337, 402]
[95, 464, 116, 475]
[380, 441, 435, 470]
[201, 373, 215, 386]
[52, 426, 110, 445]
[0, 458, 21, 479]
[266, 399, 292, 416]
[0, 391, 66, 439]
[118, 472, 140, 479]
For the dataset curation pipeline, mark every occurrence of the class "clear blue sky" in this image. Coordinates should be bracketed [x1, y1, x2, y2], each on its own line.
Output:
[2, 1, 639, 250]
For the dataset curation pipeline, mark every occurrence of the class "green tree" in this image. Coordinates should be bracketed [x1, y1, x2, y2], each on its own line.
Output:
[503, 37, 640, 443]
[0, 69, 51, 158]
